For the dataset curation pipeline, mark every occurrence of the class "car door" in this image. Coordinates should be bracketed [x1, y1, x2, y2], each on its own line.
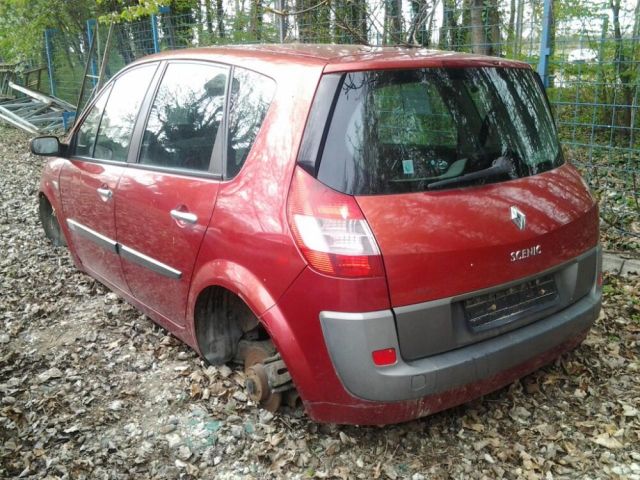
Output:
[115, 61, 228, 327]
[59, 64, 158, 292]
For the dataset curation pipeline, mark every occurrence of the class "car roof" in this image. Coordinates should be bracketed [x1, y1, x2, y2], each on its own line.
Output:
[138, 44, 531, 74]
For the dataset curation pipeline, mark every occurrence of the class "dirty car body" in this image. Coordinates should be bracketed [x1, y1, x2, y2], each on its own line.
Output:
[34, 45, 602, 425]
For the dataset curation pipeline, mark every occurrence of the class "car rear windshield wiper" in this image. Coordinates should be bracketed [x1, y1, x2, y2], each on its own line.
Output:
[427, 156, 514, 190]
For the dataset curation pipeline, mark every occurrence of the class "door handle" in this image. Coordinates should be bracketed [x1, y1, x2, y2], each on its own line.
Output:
[97, 187, 112, 202]
[170, 209, 198, 224]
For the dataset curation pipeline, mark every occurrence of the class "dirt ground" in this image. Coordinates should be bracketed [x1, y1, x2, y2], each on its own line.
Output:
[1, 125, 639, 479]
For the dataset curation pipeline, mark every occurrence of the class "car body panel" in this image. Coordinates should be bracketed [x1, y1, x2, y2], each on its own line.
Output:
[188, 61, 323, 322]
[58, 159, 130, 293]
[115, 169, 219, 327]
[263, 266, 391, 404]
[356, 163, 599, 307]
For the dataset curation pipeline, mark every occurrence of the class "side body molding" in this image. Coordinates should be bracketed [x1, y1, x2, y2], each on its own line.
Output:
[65, 218, 183, 280]
[67, 219, 118, 253]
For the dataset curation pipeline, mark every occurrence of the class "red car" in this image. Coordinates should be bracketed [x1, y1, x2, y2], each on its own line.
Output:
[32, 45, 602, 425]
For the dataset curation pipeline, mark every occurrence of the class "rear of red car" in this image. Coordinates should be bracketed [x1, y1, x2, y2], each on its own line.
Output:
[270, 57, 601, 424]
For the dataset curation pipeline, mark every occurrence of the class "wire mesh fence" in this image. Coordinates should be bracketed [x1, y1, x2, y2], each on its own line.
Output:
[25, 0, 640, 247]
[549, 14, 639, 248]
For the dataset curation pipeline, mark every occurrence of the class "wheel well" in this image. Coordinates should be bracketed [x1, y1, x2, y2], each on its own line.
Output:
[38, 191, 49, 206]
[38, 192, 55, 217]
[38, 192, 67, 247]
[194, 286, 266, 365]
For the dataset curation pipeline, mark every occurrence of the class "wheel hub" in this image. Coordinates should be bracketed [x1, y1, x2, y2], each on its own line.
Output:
[242, 341, 292, 412]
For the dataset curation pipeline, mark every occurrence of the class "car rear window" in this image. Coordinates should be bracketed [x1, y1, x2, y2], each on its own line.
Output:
[311, 67, 563, 195]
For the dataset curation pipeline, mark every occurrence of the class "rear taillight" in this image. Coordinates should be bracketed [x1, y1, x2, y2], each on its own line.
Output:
[287, 167, 384, 278]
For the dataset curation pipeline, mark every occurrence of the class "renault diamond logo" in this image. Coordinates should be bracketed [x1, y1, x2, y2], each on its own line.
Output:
[510, 206, 526, 230]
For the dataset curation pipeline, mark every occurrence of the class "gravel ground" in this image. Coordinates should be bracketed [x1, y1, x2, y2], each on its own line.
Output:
[1, 125, 639, 479]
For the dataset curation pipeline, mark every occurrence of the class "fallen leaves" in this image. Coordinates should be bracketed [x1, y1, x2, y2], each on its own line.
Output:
[592, 433, 625, 450]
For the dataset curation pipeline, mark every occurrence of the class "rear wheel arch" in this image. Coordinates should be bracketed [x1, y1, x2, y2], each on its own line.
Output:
[187, 260, 298, 368]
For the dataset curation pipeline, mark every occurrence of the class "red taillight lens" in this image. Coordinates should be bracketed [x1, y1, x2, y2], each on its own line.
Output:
[372, 348, 397, 366]
[287, 167, 384, 278]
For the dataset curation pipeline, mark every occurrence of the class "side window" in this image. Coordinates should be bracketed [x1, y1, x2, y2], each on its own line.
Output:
[139, 63, 228, 172]
[72, 85, 111, 157]
[226, 68, 275, 178]
[93, 64, 157, 162]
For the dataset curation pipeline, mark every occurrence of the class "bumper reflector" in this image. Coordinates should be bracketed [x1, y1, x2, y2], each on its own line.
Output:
[372, 348, 397, 366]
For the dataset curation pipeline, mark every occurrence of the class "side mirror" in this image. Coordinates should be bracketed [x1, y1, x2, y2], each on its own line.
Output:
[30, 136, 65, 157]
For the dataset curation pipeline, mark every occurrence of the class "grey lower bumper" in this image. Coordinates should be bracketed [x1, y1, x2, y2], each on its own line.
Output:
[320, 286, 601, 402]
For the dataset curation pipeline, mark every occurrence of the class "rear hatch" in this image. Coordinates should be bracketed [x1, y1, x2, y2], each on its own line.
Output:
[298, 65, 598, 357]
[356, 165, 597, 306]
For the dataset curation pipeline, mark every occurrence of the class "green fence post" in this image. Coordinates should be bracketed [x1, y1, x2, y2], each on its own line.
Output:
[151, 14, 160, 53]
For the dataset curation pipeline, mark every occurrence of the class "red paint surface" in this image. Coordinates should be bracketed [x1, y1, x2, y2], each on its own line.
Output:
[357, 163, 599, 307]
[115, 170, 219, 327]
[59, 160, 130, 293]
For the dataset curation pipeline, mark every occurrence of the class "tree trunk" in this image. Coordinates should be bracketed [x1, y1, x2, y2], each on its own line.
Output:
[507, 0, 515, 55]
[317, 1, 331, 42]
[469, 0, 500, 56]
[439, 0, 458, 50]
[205, 0, 214, 34]
[408, 0, 430, 46]
[460, 0, 472, 50]
[297, 0, 312, 42]
[384, 0, 402, 45]
[470, 0, 488, 55]
[216, 0, 225, 38]
[514, 0, 524, 56]
[487, 0, 501, 55]
[250, 0, 263, 40]
[548, 0, 556, 86]
[610, 0, 633, 142]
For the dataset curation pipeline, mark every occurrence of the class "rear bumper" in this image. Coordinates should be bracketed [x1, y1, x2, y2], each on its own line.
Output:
[305, 327, 591, 425]
[266, 247, 601, 425]
[320, 285, 601, 404]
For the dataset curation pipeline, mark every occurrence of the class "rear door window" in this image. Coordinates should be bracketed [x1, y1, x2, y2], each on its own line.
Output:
[139, 62, 229, 172]
[93, 64, 157, 162]
[226, 68, 275, 178]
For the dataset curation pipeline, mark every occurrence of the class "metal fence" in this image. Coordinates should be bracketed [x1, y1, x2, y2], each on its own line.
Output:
[31, 0, 640, 247]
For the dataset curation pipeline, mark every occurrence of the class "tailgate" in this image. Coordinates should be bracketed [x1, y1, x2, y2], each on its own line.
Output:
[356, 163, 598, 307]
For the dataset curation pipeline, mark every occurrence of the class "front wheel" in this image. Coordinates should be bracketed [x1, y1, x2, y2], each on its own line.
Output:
[39, 195, 66, 247]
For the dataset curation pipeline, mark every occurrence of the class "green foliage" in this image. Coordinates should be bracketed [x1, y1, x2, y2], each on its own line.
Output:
[97, 1, 167, 23]
[0, 0, 95, 63]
